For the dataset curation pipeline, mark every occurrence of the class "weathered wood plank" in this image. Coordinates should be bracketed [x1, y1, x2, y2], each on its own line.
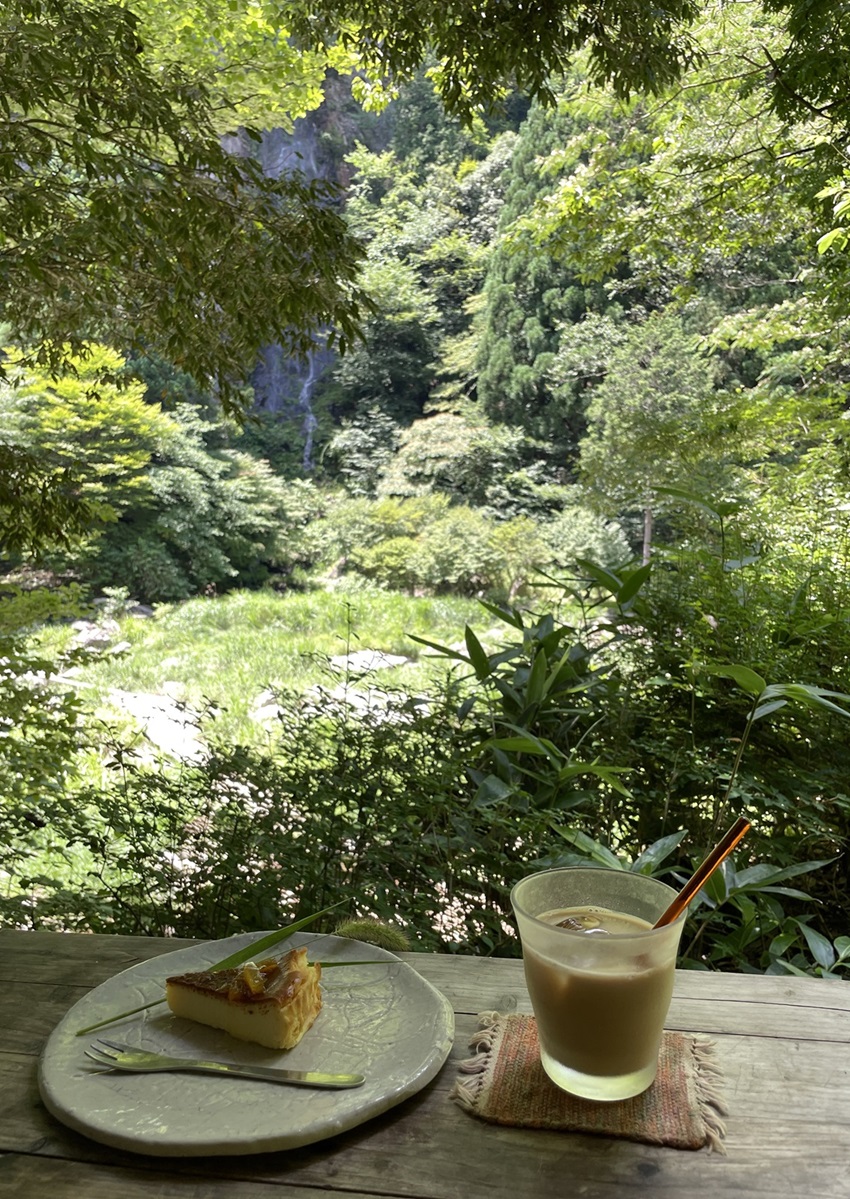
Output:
[0, 1153, 381, 1198]
[0, 985, 97, 1056]
[665, 995, 850, 1042]
[2, 931, 849, 1199]
[0, 930, 197, 984]
[399, 953, 850, 1013]
[1, 1023, 849, 1199]
[3, 931, 846, 1013]
[402, 958, 850, 1042]
[1, 961, 846, 1061]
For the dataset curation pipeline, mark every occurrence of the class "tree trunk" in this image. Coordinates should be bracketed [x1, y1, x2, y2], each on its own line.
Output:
[642, 505, 653, 565]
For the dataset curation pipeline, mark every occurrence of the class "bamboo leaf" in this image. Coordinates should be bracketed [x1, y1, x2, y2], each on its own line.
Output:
[654, 484, 722, 518]
[487, 733, 559, 759]
[734, 859, 833, 887]
[631, 830, 688, 874]
[758, 886, 817, 900]
[464, 625, 491, 680]
[775, 683, 850, 718]
[472, 774, 515, 807]
[315, 960, 390, 968]
[476, 599, 524, 629]
[75, 905, 343, 1035]
[799, 924, 836, 969]
[75, 998, 167, 1035]
[700, 662, 767, 697]
[574, 558, 622, 594]
[525, 649, 547, 706]
[550, 825, 623, 868]
[556, 761, 633, 797]
[408, 633, 468, 662]
[752, 698, 788, 721]
[210, 903, 345, 970]
[617, 561, 651, 606]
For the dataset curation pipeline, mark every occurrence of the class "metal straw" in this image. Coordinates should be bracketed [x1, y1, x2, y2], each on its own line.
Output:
[652, 815, 752, 928]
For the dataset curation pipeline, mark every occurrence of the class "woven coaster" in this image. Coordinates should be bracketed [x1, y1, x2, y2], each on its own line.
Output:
[451, 1012, 727, 1152]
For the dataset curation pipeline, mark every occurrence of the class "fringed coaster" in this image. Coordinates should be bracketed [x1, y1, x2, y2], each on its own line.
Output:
[451, 1012, 727, 1153]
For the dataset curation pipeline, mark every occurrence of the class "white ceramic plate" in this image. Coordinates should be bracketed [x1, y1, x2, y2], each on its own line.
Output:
[39, 932, 454, 1156]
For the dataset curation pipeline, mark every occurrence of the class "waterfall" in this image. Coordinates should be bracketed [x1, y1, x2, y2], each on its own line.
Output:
[298, 347, 324, 471]
[225, 118, 337, 451]
[257, 123, 320, 183]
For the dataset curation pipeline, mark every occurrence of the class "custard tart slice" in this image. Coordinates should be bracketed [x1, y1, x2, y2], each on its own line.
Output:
[165, 946, 322, 1049]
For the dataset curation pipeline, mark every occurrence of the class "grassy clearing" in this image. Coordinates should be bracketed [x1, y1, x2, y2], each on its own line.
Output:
[57, 586, 485, 742]
[5, 585, 486, 932]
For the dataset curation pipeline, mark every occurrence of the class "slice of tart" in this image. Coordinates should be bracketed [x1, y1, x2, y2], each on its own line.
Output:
[165, 946, 322, 1050]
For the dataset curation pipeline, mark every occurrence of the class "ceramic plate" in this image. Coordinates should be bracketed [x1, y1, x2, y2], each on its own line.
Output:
[39, 932, 454, 1156]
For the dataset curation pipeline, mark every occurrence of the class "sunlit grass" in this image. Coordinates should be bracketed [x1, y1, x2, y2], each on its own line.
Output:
[58, 586, 485, 742]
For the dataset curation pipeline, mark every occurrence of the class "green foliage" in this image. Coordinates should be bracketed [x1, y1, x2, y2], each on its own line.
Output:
[674, 854, 846, 976]
[508, 5, 849, 407]
[513, 9, 807, 287]
[411, 578, 647, 813]
[293, 0, 703, 123]
[0, 443, 94, 556]
[761, 0, 850, 133]
[407, 559, 850, 969]
[6, 0, 850, 983]
[308, 492, 604, 600]
[0, 628, 88, 895]
[322, 255, 440, 425]
[0, 682, 515, 948]
[541, 501, 631, 572]
[85, 440, 316, 603]
[548, 825, 845, 975]
[376, 413, 530, 504]
[3, 568, 848, 975]
[408, 509, 504, 595]
[578, 308, 723, 555]
[1, 346, 176, 519]
[344, 503, 506, 596]
[363, 71, 492, 175]
[0, 0, 367, 409]
[326, 135, 501, 429]
[1, 353, 325, 601]
[0, 588, 656, 950]
[310, 493, 450, 566]
[0, 585, 94, 893]
[129, 0, 349, 132]
[476, 94, 616, 454]
[323, 408, 401, 497]
[0, 584, 87, 635]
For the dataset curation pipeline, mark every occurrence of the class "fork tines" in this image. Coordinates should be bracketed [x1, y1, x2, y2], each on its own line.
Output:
[95, 1037, 133, 1054]
[84, 1044, 120, 1068]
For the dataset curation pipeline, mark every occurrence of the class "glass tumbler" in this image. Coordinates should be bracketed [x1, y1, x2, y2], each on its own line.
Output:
[511, 866, 686, 1101]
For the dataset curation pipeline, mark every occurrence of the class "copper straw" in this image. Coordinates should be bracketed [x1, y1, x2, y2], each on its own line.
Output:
[653, 815, 752, 929]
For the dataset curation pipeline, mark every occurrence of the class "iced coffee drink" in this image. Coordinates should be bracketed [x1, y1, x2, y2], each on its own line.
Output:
[511, 871, 685, 1101]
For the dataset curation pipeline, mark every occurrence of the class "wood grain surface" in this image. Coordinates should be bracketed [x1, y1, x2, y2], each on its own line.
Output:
[0, 929, 847, 1199]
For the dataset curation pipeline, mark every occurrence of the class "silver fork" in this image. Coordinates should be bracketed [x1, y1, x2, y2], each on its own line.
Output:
[85, 1038, 365, 1089]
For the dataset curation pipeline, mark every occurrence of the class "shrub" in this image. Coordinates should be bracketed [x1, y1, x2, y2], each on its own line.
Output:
[4, 565, 847, 977]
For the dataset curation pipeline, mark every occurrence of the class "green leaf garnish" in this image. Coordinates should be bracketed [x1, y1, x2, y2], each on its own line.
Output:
[208, 903, 345, 971]
[76, 998, 168, 1034]
[315, 960, 392, 968]
[75, 902, 344, 1036]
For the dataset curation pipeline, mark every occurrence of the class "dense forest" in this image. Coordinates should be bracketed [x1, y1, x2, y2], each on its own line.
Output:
[2, 0, 850, 976]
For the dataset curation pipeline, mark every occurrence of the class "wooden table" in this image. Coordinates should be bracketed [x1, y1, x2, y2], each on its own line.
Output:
[1, 929, 848, 1198]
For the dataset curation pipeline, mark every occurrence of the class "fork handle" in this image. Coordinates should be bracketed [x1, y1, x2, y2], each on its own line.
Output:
[184, 1061, 365, 1088]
